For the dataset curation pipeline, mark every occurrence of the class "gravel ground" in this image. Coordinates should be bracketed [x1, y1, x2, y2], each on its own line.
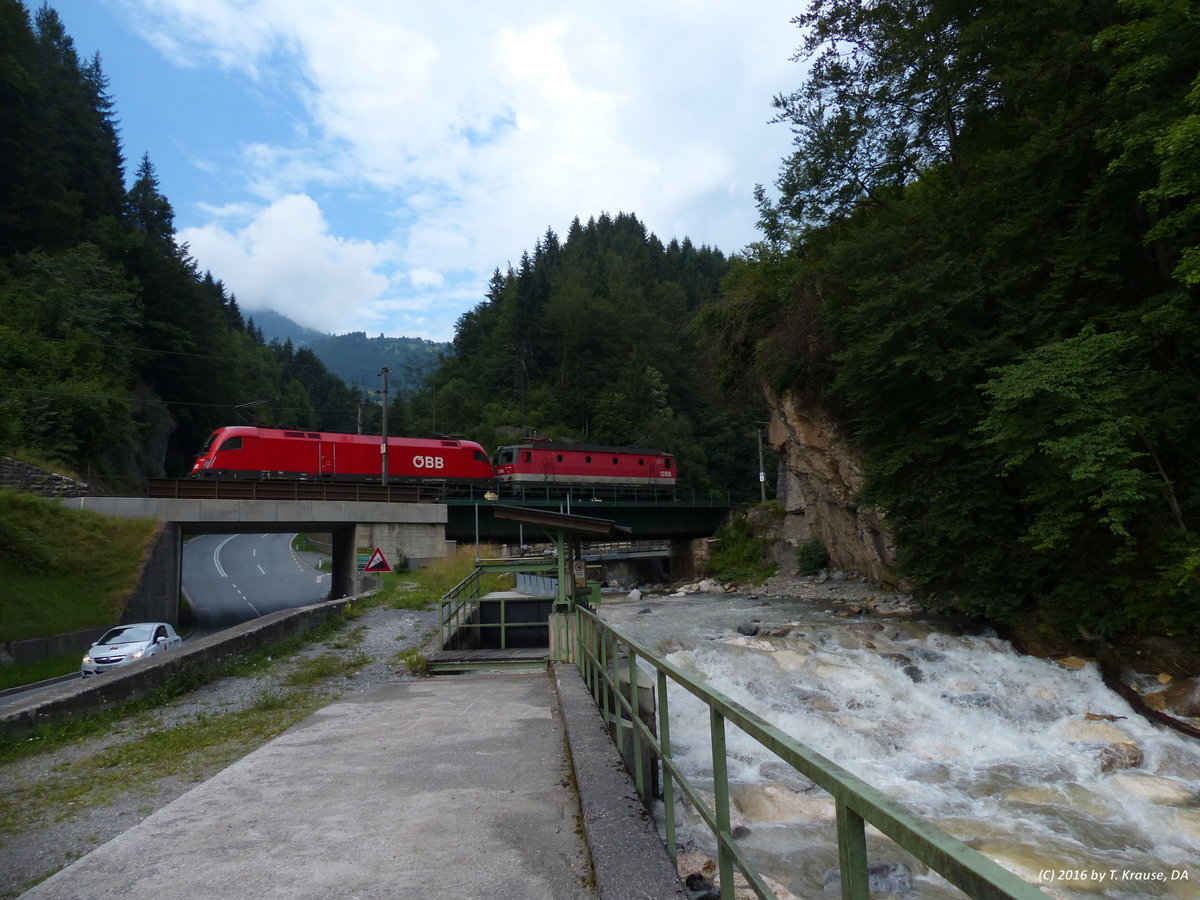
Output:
[0, 604, 438, 899]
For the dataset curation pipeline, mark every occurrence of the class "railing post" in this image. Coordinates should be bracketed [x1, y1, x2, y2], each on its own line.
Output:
[657, 668, 676, 870]
[611, 637, 626, 758]
[836, 801, 869, 900]
[600, 630, 612, 728]
[627, 641, 644, 799]
[709, 708, 734, 900]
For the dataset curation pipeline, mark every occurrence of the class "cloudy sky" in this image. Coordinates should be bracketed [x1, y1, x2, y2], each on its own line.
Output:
[55, 1, 804, 342]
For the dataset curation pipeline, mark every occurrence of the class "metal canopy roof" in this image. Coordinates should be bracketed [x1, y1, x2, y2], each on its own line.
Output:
[491, 505, 633, 537]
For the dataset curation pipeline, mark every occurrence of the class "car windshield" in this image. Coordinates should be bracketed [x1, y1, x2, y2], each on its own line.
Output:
[96, 624, 154, 644]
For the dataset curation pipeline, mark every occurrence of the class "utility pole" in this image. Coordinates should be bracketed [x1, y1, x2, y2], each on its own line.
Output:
[379, 367, 390, 486]
[757, 428, 767, 502]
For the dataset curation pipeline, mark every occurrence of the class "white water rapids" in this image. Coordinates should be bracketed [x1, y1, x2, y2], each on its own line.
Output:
[597, 592, 1200, 899]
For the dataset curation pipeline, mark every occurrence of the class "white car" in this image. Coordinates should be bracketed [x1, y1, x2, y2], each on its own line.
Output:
[81, 622, 183, 676]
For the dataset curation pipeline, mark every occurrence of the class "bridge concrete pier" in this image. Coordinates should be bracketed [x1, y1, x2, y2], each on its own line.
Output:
[670, 537, 713, 582]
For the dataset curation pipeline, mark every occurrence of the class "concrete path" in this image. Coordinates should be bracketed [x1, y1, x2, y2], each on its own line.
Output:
[22, 669, 683, 900]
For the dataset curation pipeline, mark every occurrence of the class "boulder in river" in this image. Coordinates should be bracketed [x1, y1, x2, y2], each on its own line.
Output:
[730, 781, 835, 823]
[1059, 718, 1135, 745]
[823, 861, 914, 895]
[1161, 675, 1200, 717]
[1098, 742, 1144, 773]
[1106, 772, 1196, 806]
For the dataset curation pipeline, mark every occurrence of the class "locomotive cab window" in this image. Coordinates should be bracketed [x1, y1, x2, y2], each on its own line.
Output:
[493, 449, 515, 465]
[585, 456, 592, 463]
[219, 437, 243, 451]
[664, 458, 672, 469]
[474, 450, 489, 463]
[556, 454, 564, 462]
[612, 457, 619, 464]
[522, 451, 532, 462]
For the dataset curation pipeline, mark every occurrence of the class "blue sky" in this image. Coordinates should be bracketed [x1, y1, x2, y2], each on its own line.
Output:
[51, 0, 803, 342]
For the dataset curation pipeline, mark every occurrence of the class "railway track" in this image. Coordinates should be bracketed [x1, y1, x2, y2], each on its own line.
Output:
[146, 478, 439, 503]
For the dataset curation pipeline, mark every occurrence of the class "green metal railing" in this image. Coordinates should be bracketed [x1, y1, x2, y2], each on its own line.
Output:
[438, 568, 483, 649]
[572, 606, 1046, 900]
[437, 567, 555, 652]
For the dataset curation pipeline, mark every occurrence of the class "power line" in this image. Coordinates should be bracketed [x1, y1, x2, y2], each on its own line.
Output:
[2, 385, 376, 415]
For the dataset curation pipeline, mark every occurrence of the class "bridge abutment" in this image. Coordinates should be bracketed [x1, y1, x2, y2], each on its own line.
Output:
[670, 537, 713, 582]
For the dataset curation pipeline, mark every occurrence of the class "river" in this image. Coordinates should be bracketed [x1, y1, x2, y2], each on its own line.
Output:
[597, 591, 1200, 899]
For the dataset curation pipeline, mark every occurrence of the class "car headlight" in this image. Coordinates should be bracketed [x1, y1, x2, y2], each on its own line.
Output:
[131, 648, 145, 659]
[82, 654, 92, 665]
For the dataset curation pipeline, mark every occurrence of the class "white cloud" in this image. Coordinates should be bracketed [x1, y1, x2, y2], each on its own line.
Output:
[179, 194, 392, 332]
[113, 0, 803, 338]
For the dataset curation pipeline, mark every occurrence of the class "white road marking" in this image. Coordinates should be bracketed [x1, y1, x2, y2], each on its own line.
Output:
[213, 534, 238, 578]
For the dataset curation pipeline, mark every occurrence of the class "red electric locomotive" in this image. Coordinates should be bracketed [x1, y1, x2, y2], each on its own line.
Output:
[189, 426, 492, 483]
[491, 441, 675, 487]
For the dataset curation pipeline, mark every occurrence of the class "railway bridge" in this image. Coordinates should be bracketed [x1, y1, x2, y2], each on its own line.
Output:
[61, 479, 730, 623]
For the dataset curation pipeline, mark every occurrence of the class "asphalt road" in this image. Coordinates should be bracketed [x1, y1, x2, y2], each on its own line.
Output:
[183, 533, 332, 633]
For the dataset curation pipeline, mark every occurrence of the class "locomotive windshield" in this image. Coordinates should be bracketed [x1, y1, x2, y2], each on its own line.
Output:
[492, 449, 515, 465]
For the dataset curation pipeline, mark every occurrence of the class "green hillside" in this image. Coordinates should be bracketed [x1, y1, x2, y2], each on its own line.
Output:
[0, 489, 157, 686]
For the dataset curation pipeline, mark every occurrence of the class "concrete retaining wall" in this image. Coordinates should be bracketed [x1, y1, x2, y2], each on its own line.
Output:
[1, 628, 109, 667]
[0, 596, 363, 734]
[122, 523, 181, 625]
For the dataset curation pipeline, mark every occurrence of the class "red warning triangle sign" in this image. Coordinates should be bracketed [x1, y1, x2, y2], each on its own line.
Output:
[363, 547, 392, 573]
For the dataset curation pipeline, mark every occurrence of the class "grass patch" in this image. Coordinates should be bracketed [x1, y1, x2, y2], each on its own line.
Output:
[395, 647, 427, 676]
[797, 538, 830, 576]
[0, 651, 81, 690]
[325, 624, 366, 650]
[708, 510, 777, 584]
[282, 651, 370, 687]
[376, 545, 514, 610]
[0, 489, 158, 642]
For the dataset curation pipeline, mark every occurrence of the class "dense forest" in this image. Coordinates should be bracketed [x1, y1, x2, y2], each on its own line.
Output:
[698, 0, 1200, 641]
[404, 214, 767, 495]
[0, 2, 387, 480]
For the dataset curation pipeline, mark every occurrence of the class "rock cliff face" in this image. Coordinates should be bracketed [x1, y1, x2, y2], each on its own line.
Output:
[765, 389, 899, 586]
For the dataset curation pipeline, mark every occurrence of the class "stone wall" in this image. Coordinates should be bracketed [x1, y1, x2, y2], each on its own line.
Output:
[765, 388, 899, 586]
[0, 457, 99, 497]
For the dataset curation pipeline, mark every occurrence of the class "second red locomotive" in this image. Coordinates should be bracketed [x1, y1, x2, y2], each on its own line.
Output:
[491, 440, 675, 487]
